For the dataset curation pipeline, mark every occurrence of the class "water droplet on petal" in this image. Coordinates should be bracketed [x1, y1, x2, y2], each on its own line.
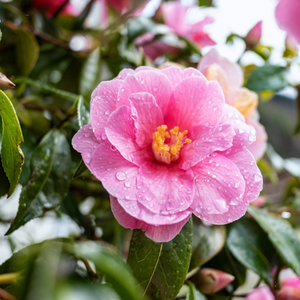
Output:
[116, 172, 126, 181]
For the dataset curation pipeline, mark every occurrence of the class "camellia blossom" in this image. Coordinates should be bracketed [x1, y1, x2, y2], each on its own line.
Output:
[162, 1, 215, 49]
[277, 276, 300, 300]
[72, 66, 263, 242]
[198, 49, 267, 161]
[33, 0, 78, 17]
[246, 286, 275, 300]
[275, 0, 300, 44]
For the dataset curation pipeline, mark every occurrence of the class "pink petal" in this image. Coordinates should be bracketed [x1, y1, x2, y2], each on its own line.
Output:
[275, 0, 300, 44]
[115, 68, 135, 80]
[247, 119, 267, 161]
[246, 286, 275, 300]
[90, 141, 139, 200]
[117, 70, 173, 114]
[136, 162, 194, 214]
[129, 92, 164, 148]
[180, 123, 235, 170]
[224, 149, 263, 204]
[110, 196, 191, 242]
[72, 124, 100, 166]
[191, 153, 246, 224]
[198, 49, 244, 89]
[105, 105, 149, 166]
[91, 79, 123, 141]
[165, 76, 225, 130]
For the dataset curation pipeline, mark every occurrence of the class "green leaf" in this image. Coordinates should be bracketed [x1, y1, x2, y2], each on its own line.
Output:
[79, 47, 101, 101]
[13, 77, 79, 102]
[190, 223, 226, 271]
[6, 130, 71, 234]
[186, 282, 208, 300]
[245, 65, 288, 92]
[77, 96, 90, 128]
[127, 217, 193, 300]
[74, 242, 142, 300]
[0, 157, 10, 197]
[73, 159, 88, 178]
[15, 29, 39, 76]
[0, 90, 24, 197]
[248, 207, 300, 277]
[198, 0, 213, 6]
[257, 159, 278, 184]
[226, 217, 273, 284]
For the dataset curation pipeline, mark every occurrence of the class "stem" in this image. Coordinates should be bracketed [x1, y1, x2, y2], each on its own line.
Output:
[0, 273, 19, 285]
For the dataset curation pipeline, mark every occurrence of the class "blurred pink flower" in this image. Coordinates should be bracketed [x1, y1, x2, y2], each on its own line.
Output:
[198, 49, 268, 161]
[194, 268, 235, 294]
[246, 286, 275, 300]
[250, 196, 266, 208]
[244, 21, 262, 49]
[33, 0, 78, 16]
[72, 66, 262, 242]
[162, 1, 215, 49]
[275, 0, 300, 44]
[277, 276, 300, 300]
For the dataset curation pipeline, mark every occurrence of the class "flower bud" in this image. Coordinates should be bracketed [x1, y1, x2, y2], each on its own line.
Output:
[277, 276, 300, 300]
[193, 268, 235, 294]
[244, 21, 262, 49]
[251, 196, 266, 208]
[246, 286, 275, 300]
[0, 73, 15, 90]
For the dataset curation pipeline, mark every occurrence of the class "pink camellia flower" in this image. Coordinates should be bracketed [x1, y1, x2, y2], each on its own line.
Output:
[275, 0, 300, 44]
[244, 21, 262, 49]
[246, 286, 275, 300]
[162, 1, 215, 49]
[198, 49, 267, 161]
[277, 276, 300, 300]
[33, 0, 78, 17]
[72, 66, 262, 242]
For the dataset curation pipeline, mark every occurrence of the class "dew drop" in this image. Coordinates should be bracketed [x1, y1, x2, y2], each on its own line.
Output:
[116, 172, 126, 181]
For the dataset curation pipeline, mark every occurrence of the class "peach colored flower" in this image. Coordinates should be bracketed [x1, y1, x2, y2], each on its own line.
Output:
[72, 66, 262, 242]
[198, 49, 267, 161]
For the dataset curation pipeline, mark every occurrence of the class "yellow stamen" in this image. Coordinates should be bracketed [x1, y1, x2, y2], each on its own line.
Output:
[152, 125, 191, 164]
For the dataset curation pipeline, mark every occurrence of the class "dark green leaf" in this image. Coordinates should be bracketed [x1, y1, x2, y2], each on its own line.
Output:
[198, 0, 213, 6]
[0, 90, 24, 197]
[0, 156, 10, 197]
[74, 242, 142, 300]
[79, 47, 101, 101]
[15, 29, 39, 76]
[73, 159, 88, 178]
[186, 282, 207, 300]
[72, 0, 94, 30]
[248, 207, 300, 277]
[127, 217, 193, 300]
[6, 130, 71, 234]
[245, 65, 288, 92]
[190, 223, 226, 271]
[13, 77, 78, 101]
[226, 218, 273, 284]
[77, 96, 90, 128]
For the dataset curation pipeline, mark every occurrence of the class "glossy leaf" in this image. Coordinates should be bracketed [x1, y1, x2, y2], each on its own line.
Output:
[186, 282, 208, 300]
[0, 157, 10, 197]
[0, 90, 24, 197]
[190, 223, 226, 271]
[74, 242, 142, 300]
[226, 218, 273, 284]
[79, 47, 101, 101]
[73, 159, 88, 178]
[248, 207, 300, 277]
[245, 64, 288, 92]
[6, 130, 71, 234]
[15, 29, 39, 76]
[77, 96, 90, 128]
[127, 218, 193, 300]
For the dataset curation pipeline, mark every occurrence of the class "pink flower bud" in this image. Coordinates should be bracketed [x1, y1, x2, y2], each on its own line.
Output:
[250, 196, 266, 208]
[0, 73, 15, 90]
[244, 21, 262, 49]
[277, 276, 300, 300]
[246, 286, 275, 300]
[193, 268, 235, 294]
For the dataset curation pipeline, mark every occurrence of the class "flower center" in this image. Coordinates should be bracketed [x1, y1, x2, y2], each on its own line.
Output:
[152, 125, 191, 164]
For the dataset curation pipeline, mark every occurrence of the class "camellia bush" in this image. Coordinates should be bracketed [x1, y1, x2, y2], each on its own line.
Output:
[0, 0, 300, 299]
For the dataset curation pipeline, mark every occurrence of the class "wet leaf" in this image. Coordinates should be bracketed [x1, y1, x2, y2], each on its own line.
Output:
[73, 159, 88, 178]
[77, 96, 90, 128]
[186, 282, 208, 300]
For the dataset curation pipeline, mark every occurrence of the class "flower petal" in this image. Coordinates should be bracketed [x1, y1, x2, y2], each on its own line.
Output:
[117, 70, 173, 114]
[224, 148, 263, 204]
[129, 92, 164, 148]
[180, 123, 234, 170]
[191, 153, 246, 224]
[105, 105, 149, 166]
[72, 124, 100, 166]
[90, 141, 139, 200]
[165, 76, 225, 130]
[110, 196, 191, 242]
[91, 79, 123, 141]
[136, 162, 194, 214]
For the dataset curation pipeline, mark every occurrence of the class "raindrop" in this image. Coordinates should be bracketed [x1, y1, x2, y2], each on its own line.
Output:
[116, 172, 126, 180]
